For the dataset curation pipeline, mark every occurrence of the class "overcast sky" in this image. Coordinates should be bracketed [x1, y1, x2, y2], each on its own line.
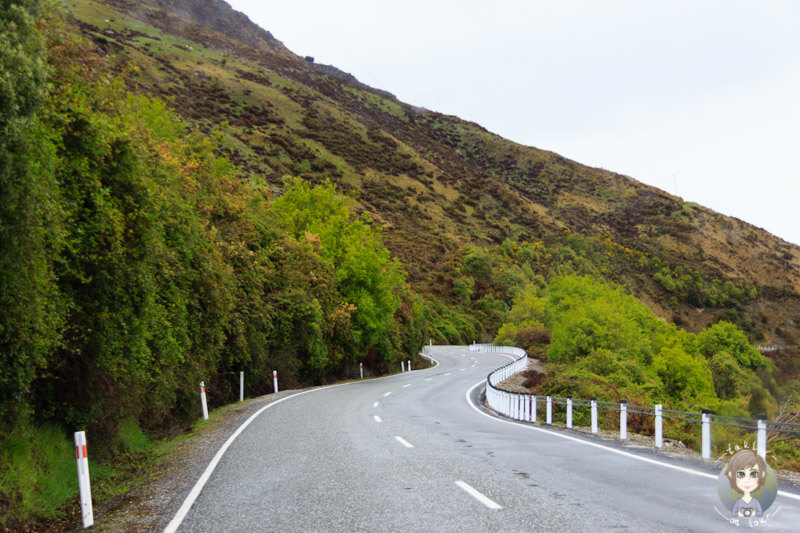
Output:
[226, 0, 800, 246]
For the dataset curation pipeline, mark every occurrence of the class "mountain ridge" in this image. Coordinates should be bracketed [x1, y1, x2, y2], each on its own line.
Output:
[7, 3, 800, 526]
[69, 0, 800, 342]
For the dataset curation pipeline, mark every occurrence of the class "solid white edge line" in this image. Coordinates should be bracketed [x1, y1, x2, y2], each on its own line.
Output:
[464, 380, 800, 503]
[455, 480, 503, 510]
[163, 383, 350, 533]
[164, 349, 435, 532]
[395, 436, 414, 448]
[165, 350, 446, 533]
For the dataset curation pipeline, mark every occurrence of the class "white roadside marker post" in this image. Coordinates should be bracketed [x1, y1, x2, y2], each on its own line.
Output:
[239, 371, 244, 402]
[701, 409, 711, 460]
[74, 431, 94, 528]
[756, 414, 767, 459]
[546, 395, 552, 425]
[360, 362, 364, 380]
[620, 400, 627, 440]
[407, 359, 411, 372]
[273, 370, 279, 393]
[566, 397, 573, 428]
[655, 404, 663, 448]
[200, 381, 209, 420]
[591, 397, 598, 434]
[523, 394, 529, 421]
[401, 361, 405, 373]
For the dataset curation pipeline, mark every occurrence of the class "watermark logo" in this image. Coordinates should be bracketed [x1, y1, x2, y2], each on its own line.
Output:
[715, 447, 780, 527]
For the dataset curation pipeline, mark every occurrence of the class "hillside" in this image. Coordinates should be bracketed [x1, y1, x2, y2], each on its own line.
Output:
[65, 0, 800, 343]
[3, 1, 800, 527]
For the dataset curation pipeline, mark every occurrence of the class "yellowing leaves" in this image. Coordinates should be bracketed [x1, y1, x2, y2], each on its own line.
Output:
[304, 231, 321, 247]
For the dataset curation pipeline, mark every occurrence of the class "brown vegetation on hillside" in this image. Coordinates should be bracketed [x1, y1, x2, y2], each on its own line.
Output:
[73, 0, 800, 341]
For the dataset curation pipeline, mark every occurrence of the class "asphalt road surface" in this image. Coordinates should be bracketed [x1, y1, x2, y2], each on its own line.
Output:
[171, 346, 800, 532]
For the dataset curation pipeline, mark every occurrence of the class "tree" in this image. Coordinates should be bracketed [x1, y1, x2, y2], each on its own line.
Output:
[698, 321, 766, 370]
[0, 0, 63, 418]
[272, 179, 405, 361]
[543, 276, 658, 365]
[653, 347, 717, 406]
[708, 351, 750, 400]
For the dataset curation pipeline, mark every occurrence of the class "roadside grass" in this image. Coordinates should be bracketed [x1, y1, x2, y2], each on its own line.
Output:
[1, 349, 448, 530]
[0, 398, 247, 530]
[0, 420, 77, 528]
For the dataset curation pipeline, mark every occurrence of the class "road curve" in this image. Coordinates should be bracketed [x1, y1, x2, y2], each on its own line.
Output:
[172, 346, 800, 532]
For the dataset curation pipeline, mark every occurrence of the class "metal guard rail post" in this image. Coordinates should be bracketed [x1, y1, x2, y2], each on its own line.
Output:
[474, 343, 797, 461]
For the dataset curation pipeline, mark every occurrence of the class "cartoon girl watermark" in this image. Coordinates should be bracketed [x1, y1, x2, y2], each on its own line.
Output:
[716, 448, 780, 527]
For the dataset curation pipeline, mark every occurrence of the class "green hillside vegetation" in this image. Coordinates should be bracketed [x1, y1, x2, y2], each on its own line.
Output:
[495, 275, 799, 466]
[75, 0, 799, 341]
[0, 5, 442, 526]
[1, 0, 799, 528]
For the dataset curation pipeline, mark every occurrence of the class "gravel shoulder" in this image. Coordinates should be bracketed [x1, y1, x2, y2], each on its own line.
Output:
[90, 390, 298, 532]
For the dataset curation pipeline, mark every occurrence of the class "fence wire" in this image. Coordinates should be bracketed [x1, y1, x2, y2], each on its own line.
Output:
[475, 344, 799, 439]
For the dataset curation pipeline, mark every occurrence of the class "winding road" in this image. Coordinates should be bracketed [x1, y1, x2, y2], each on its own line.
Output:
[169, 346, 800, 532]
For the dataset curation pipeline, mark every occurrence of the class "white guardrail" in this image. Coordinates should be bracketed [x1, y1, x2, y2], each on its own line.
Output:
[473, 344, 800, 461]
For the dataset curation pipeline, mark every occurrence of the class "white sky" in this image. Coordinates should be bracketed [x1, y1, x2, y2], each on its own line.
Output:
[226, 0, 800, 246]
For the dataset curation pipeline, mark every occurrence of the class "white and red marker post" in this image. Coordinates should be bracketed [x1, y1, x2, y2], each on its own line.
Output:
[273, 370, 279, 393]
[200, 381, 209, 420]
[360, 362, 364, 380]
[74, 431, 93, 528]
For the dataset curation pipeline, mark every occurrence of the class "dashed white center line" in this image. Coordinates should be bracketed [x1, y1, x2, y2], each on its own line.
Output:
[373, 415, 382, 423]
[373, 401, 380, 408]
[383, 392, 392, 397]
[424, 377, 432, 381]
[445, 372, 452, 376]
[403, 383, 412, 388]
[455, 481, 502, 510]
[394, 436, 414, 448]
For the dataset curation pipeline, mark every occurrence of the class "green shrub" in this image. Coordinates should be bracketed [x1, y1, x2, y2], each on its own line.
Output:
[698, 321, 766, 369]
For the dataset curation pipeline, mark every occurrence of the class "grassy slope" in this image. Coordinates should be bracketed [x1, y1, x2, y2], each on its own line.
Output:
[67, 0, 800, 344]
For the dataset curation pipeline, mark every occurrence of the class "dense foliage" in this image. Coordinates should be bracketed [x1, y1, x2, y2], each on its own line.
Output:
[0, 3, 429, 524]
[0, 0, 63, 424]
[1, 1, 798, 527]
[497, 275, 771, 411]
[494, 275, 800, 464]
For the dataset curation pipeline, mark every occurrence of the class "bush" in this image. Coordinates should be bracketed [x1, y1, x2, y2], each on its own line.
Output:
[708, 351, 750, 400]
[698, 321, 766, 369]
[520, 369, 545, 389]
